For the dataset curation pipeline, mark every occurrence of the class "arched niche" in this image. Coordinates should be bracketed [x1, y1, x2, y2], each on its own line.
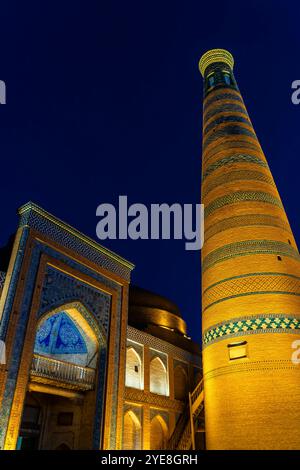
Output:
[123, 410, 141, 450]
[174, 365, 188, 401]
[150, 356, 168, 396]
[150, 415, 168, 450]
[125, 347, 143, 389]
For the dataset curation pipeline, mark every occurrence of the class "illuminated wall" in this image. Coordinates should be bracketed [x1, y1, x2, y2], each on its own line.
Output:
[174, 365, 188, 401]
[0, 202, 133, 450]
[199, 49, 300, 449]
[123, 326, 202, 450]
[149, 356, 168, 396]
[123, 410, 141, 450]
[150, 415, 168, 450]
[125, 345, 143, 389]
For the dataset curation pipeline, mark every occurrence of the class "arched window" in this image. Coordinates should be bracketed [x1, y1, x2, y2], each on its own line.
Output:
[174, 365, 188, 401]
[223, 71, 231, 85]
[150, 415, 168, 450]
[207, 73, 215, 88]
[123, 410, 141, 450]
[150, 356, 168, 396]
[125, 347, 143, 389]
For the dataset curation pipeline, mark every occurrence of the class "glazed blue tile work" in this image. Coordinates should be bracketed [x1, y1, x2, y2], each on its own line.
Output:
[0, 228, 29, 341]
[18, 202, 133, 281]
[93, 347, 108, 449]
[108, 290, 123, 447]
[40, 265, 111, 334]
[0, 272, 6, 290]
[35, 312, 88, 355]
[0, 234, 42, 449]
[0, 203, 132, 449]
[203, 62, 239, 97]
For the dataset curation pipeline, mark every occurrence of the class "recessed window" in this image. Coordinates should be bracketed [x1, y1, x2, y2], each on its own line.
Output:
[223, 73, 231, 85]
[208, 74, 215, 88]
[277, 255, 282, 261]
[227, 341, 248, 360]
[126, 347, 143, 389]
[288, 239, 291, 245]
[150, 356, 168, 396]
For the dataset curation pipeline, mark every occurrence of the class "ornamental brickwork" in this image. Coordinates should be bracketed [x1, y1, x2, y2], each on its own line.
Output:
[200, 49, 300, 450]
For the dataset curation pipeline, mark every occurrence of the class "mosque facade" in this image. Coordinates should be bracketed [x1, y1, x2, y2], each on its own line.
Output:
[0, 202, 202, 450]
[0, 49, 299, 450]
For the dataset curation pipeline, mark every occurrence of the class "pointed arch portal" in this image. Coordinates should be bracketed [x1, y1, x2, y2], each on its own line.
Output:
[0, 204, 131, 451]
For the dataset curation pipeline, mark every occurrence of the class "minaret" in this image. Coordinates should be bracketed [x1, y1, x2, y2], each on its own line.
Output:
[199, 49, 300, 449]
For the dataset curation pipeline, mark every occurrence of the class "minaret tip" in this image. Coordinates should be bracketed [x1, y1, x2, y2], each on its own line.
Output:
[199, 49, 234, 77]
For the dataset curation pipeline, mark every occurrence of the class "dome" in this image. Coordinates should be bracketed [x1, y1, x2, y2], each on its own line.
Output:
[128, 286, 187, 336]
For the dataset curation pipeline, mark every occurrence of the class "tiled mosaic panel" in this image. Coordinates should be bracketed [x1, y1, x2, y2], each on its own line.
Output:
[40, 265, 111, 334]
[35, 312, 87, 355]
[203, 315, 300, 346]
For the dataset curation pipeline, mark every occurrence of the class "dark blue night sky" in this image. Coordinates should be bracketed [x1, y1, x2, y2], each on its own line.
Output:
[1, 1, 300, 344]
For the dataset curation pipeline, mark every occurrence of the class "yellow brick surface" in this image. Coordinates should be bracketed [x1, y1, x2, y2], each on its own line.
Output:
[201, 54, 300, 449]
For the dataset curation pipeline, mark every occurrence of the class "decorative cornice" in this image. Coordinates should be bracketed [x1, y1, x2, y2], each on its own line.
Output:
[125, 386, 184, 412]
[127, 326, 201, 366]
[199, 49, 234, 77]
[18, 202, 134, 280]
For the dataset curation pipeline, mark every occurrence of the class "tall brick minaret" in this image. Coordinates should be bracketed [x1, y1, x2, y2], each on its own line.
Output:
[199, 49, 300, 449]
